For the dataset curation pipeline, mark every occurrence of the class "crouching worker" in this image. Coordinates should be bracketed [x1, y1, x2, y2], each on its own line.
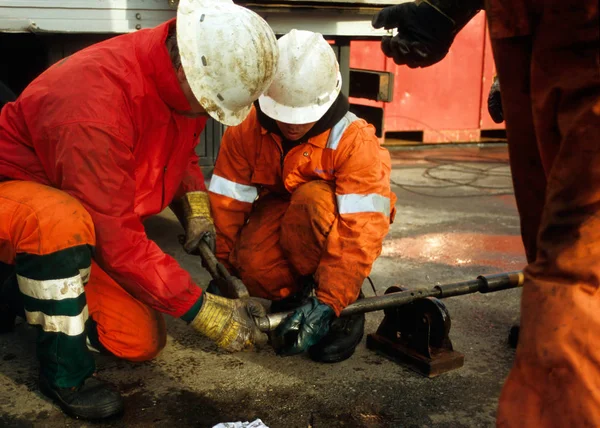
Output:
[0, 0, 277, 420]
[208, 30, 396, 363]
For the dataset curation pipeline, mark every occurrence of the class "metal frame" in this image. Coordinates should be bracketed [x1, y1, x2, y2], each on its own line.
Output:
[0, 0, 401, 36]
[197, 118, 226, 171]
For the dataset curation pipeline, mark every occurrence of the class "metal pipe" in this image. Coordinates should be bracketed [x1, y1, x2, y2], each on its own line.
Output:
[197, 241, 249, 299]
[341, 287, 435, 315]
[197, 242, 220, 280]
[255, 271, 524, 332]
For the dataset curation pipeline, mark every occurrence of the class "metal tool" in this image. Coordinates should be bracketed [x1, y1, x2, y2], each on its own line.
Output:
[259, 270, 523, 376]
[366, 286, 463, 377]
[255, 271, 524, 332]
[194, 240, 249, 299]
[190, 238, 522, 375]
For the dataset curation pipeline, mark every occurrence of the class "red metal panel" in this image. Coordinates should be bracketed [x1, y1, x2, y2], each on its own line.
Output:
[349, 12, 505, 141]
[349, 41, 386, 109]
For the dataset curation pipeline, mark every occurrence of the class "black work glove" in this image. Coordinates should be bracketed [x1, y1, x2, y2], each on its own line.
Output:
[272, 297, 335, 356]
[487, 76, 504, 123]
[372, 1, 456, 68]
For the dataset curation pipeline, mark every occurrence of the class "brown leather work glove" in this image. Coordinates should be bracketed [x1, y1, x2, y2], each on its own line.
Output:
[177, 191, 216, 254]
[190, 292, 268, 352]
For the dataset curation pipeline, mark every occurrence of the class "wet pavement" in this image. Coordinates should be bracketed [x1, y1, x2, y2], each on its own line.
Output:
[0, 144, 526, 427]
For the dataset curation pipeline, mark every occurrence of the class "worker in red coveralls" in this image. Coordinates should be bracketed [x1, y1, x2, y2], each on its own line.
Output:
[372, 0, 600, 425]
[0, 0, 277, 419]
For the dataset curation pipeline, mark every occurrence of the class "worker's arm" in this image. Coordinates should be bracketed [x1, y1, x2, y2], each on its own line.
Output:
[372, 0, 483, 67]
[170, 143, 217, 254]
[48, 121, 202, 317]
[208, 125, 257, 269]
[316, 124, 394, 316]
[176, 144, 207, 195]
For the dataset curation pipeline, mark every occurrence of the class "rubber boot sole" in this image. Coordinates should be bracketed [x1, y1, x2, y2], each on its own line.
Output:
[308, 328, 364, 363]
[308, 312, 366, 364]
[39, 377, 124, 420]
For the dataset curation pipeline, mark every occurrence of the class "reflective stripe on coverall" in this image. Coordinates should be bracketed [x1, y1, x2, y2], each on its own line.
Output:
[209, 109, 396, 315]
[0, 181, 166, 387]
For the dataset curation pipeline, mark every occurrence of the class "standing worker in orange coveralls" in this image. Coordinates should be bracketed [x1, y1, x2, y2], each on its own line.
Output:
[0, 0, 278, 420]
[208, 30, 396, 363]
[371, 0, 600, 425]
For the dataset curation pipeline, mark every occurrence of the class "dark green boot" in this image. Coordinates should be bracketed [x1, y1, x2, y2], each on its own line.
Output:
[0, 263, 21, 333]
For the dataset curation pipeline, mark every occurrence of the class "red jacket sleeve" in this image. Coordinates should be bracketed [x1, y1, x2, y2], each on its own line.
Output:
[315, 124, 394, 315]
[48, 121, 201, 317]
[175, 146, 207, 199]
[208, 126, 257, 269]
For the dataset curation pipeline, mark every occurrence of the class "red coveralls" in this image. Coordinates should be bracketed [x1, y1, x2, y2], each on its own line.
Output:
[0, 20, 206, 363]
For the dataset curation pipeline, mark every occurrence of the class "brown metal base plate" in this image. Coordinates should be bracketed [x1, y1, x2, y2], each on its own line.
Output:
[366, 333, 464, 378]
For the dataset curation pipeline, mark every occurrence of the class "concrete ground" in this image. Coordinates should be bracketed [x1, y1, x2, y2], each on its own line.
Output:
[0, 144, 526, 428]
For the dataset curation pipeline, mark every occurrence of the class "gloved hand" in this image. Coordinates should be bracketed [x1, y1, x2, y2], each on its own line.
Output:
[487, 76, 504, 123]
[372, 0, 482, 68]
[372, 1, 456, 67]
[273, 297, 335, 356]
[190, 292, 268, 352]
[181, 191, 216, 254]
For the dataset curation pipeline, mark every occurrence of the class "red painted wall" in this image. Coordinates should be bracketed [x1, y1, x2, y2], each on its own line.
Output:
[349, 11, 504, 142]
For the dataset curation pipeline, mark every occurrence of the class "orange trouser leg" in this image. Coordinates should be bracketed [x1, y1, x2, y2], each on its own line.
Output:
[0, 181, 96, 387]
[491, 36, 546, 264]
[0, 181, 96, 261]
[0, 181, 166, 364]
[231, 193, 298, 300]
[86, 260, 166, 362]
[493, 1, 600, 425]
[280, 181, 337, 276]
[232, 182, 337, 301]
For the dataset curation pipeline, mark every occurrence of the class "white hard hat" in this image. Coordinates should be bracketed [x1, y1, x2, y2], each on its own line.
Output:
[259, 29, 341, 125]
[177, 0, 279, 126]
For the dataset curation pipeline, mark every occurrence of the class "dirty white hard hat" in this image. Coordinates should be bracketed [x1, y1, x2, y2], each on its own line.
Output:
[259, 29, 341, 125]
[177, 0, 279, 126]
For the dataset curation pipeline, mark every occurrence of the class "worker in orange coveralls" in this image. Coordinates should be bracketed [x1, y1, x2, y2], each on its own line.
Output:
[371, 0, 600, 425]
[0, 0, 278, 420]
[208, 30, 397, 363]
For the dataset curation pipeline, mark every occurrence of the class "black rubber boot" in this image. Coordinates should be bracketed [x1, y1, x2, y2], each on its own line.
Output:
[0, 263, 22, 334]
[0, 304, 16, 334]
[39, 375, 124, 420]
[308, 292, 365, 363]
[308, 311, 365, 363]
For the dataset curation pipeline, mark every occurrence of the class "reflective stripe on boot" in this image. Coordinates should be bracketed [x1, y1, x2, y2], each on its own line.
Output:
[15, 245, 96, 388]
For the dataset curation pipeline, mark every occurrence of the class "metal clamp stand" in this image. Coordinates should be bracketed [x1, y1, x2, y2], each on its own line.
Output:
[366, 286, 464, 377]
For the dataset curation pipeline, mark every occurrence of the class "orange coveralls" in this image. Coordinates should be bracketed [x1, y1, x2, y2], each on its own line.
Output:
[486, 0, 600, 425]
[208, 108, 396, 315]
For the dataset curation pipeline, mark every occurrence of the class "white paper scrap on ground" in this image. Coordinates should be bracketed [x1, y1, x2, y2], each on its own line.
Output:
[212, 419, 268, 428]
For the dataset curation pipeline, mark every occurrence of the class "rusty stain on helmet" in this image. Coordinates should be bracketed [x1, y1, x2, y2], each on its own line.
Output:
[200, 97, 226, 122]
[177, 0, 278, 126]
